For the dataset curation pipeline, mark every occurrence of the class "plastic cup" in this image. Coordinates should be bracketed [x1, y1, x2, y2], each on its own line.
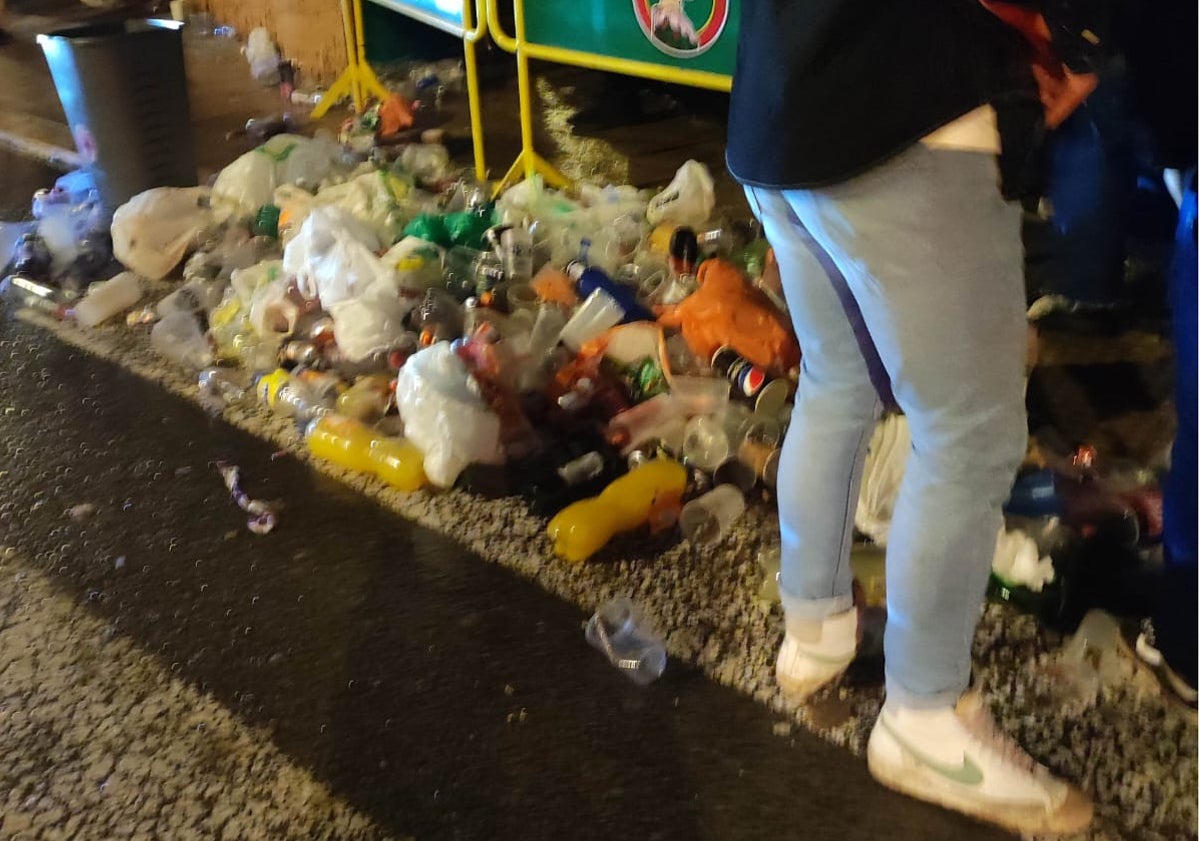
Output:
[712, 458, 758, 494]
[584, 597, 667, 686]
[681, 415, 731, 472]
[559, 289, 624, 351]
[679, 484, 747, 546]
[670, 375, 730, 415]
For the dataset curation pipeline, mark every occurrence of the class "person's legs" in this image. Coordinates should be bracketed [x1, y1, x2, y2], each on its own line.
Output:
[774, 144, 1091, 834]
[781, 145, 1028, 707]
[745, 185, 883, 618]
[743, 185, 883, 696]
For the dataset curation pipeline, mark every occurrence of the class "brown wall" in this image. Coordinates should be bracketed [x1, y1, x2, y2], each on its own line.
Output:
[198, 0, 349, 84]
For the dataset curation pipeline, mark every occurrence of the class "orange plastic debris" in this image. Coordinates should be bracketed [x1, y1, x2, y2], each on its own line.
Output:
[657, 258, 799, 373]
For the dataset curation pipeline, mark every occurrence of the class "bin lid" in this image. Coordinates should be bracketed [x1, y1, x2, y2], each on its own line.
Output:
[37, 18, 183, 46]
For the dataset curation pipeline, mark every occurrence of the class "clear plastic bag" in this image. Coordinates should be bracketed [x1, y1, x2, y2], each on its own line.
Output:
[110, 187, 216, 280]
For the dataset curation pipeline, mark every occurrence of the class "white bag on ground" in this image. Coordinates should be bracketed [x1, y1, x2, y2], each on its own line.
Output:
[646, 160, 715, 228]
[282, 206, 393, 307]
[244, 28, 281, 84]
[992, 526, 1056, 591]
[212, 134, 341, 216]
[110, 187, 215, 280]
[855, 414, 911, 546]
[395, 343, 503, 488]
[328, 289, 415, 362]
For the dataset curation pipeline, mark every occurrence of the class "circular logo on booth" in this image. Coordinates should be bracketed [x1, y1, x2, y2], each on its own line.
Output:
[633, 0, 729, 58]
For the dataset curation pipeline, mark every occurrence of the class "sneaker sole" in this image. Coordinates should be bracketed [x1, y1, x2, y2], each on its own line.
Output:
[775, 660, 851, 702]
[867, 747, 1093, 836]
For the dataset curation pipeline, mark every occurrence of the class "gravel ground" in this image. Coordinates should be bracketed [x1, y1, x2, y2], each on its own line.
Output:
[7, 305, 1197, 841]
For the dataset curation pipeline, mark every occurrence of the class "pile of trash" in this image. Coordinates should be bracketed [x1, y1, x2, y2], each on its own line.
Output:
[0, 128, 1168, 644]
[1, 137, 794, 565]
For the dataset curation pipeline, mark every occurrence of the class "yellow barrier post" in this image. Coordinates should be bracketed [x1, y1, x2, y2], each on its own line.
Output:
[462, 0, 489, 182]
[485, 0, 734, 191]
[486, 0, 570, 192]
[313, 0, 394, 118]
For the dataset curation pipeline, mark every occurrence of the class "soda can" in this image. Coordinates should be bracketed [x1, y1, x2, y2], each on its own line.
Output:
[711, 347, 790, 415]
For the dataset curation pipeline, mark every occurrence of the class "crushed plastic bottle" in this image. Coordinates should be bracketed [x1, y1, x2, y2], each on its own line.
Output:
[584, 596, 667, 685]
[546, 458, 687, 562]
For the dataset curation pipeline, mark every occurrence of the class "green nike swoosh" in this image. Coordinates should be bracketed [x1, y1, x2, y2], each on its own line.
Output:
[879, 716, 985, 786]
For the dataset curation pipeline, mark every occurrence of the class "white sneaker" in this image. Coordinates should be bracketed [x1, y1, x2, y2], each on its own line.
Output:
[867, 692, 1093, 836]
[775, 608, 857, 700]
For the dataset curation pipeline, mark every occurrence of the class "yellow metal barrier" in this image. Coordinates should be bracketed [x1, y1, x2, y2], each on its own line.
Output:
[485, 0, 733, 191]
[314, 0, 491, 182]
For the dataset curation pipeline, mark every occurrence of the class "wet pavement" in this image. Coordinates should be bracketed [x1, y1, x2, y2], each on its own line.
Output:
[0, 317, 1012, 839]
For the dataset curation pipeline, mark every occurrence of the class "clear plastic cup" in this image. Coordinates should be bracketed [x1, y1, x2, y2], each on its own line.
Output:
[558, 289, 624, 351]
[670, 375, 731, 415]
[679, 484, 747, 546]
[584, 597, 667, 686]
[681, 415, 731, 472]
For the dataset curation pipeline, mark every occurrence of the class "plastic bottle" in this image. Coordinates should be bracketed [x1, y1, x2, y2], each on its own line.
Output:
[546, 458, 688, 562]
[0, 273, 62, 316]
[305, 413, 426, 491]
[10, 232, 52, 278]
[567, 263, 655, 323]
[74, 272, 143, 327]
[255, 368, 333, 422]
[151, 311, 213, 370]
[413, 288, 464, 347]
[444, 246, 505, 301]
[198, 367, 247, 405]
[584, 596, 667, 685]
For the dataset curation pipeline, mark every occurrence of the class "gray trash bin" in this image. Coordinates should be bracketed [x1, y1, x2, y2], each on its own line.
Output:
[39, 18, 198, 212]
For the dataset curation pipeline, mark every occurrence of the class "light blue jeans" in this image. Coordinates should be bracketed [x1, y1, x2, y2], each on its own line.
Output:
[745, 145, 1028, 709]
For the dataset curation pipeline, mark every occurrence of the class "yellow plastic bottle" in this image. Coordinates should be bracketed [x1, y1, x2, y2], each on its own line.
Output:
[305, 414, 427, 492]
[546, 458, 688, 562]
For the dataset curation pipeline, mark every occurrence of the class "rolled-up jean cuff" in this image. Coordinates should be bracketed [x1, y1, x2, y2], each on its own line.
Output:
[884, 670, 965, 711]
[780, 589, 854, 623]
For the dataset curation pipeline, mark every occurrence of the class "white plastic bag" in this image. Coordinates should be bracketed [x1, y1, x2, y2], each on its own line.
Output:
[247, 275, 301, 339]
[328, 289, 415, 362]
[855, 414, 911, 546]
[212, 135, 341, 216]
[244, 27, 281, 84]
[230, 259, 284, 305]
[310, 169, 407, 241]
[646, 160, 715, 228]
[992, 526, 1056, 591]
[110, 187, 215, 280]
[380, 236, 445, 298]
[281, 206, 393, 307]
[395, 343, 503, 488]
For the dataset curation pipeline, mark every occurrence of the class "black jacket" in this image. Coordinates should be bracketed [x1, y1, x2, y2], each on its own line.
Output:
[726, 0, 1108, 191]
